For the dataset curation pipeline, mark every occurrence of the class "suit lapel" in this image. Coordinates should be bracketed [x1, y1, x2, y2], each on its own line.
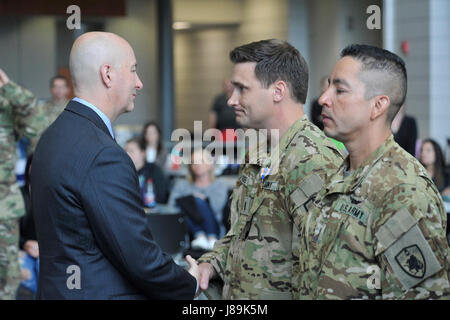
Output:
[65, 100, 114, 140]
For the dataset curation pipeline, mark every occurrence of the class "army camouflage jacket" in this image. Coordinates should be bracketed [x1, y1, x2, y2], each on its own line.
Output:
[0, 81, 46, 220]
[198, 115, 344, 299]
[27, 98, 68, 149]
[298, 135, 450, 299]
[37, 98, 67, 128]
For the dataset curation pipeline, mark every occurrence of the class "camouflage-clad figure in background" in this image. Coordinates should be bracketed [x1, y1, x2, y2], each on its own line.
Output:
[197, 40, 344, 299]
[40, 75, 70, 128]
[298, 45, 449, 299]
[37, 98, 66, 129]
[29, 75, 70, 148]
[0, 69, 46, 299]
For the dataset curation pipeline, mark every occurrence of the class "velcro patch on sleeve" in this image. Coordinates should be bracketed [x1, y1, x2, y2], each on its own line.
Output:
[290, 173, 324, 207]
[382, 224, 442, 290]
[375, 207, 416, 249]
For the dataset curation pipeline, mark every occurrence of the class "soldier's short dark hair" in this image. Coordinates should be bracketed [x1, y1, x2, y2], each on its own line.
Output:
[340, 44, 407, 123]
[229, 39, 309, 104]
[50, 75, 69, 88]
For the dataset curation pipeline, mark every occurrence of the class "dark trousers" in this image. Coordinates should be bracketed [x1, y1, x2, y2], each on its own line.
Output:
[185, 197, 220, 238]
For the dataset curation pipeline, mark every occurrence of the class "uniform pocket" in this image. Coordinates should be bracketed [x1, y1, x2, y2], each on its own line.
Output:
[259, 289, 292, 300]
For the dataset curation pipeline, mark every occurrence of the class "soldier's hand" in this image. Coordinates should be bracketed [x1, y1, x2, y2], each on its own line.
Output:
[0, 69, 10, 88]
[198, 262, 217, 291]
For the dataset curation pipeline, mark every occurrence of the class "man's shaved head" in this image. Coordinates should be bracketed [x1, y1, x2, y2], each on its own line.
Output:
[69, 32, 142, 121]
[70, 32, 131, 94]
[340, 44, 407, 123]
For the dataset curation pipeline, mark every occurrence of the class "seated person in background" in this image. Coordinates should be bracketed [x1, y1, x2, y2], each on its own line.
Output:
[142, 121, 169, 169]
[18, 154, 39, 299]
[168, 148, 228, 250]
[124, 137, 170, 206]
[419, 138, 450, 196]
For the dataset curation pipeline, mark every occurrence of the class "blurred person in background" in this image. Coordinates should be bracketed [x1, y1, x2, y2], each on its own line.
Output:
[40, 75, 71, 128]
[142, 121, 169, 168]
[419, 138, 450, 196]
[168, 148, 228, 250]
[209, 79, 241, 141]
[15, 75, 71, 187]
[309, 76, 329, 131]
[124, 136, 170, 206]
[17, 154, 39, 300]
[391, 103, 418, 157]
[0, 68, 46, 300]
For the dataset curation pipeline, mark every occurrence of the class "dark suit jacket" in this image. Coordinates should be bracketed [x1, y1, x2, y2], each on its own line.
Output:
[31, 100, 196, 300]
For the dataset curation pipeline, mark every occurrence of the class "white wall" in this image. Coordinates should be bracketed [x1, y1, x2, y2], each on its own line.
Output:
[0, 0, 158, 128]
[0, 16, 57, 100]
[306, 0, 341, 104]
[338, 0, 383, 50]
[306, 0, 382, 107]
[429, 0, 450, 152]
[173, 0, 289, 131]
[174, 27, 237, 130]
[173, 0, 242, 24]
[392, 0, 431, 143]
[288, 0, 310, 113]
[106, 0, 159, 127]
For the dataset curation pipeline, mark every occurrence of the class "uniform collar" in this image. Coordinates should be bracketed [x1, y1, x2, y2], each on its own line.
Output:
[325, 134, 397, 195]
[246, 114, 310, 169]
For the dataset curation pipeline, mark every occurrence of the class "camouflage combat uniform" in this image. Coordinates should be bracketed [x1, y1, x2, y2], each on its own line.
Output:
[298, 135, 450, 299]
[198, 115, 344, 299]
[27, 98, 67, 149]
[0, 81, 46, 299]
[37, 98, 67, 128]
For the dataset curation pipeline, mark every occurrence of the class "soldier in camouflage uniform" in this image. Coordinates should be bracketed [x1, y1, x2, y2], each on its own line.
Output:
[196, 39, 344, 299]
[27, 75, 69, 149]
[38, 75, 69, 128]
[0, 69, 46, 299]
[298, 44, 449, 299]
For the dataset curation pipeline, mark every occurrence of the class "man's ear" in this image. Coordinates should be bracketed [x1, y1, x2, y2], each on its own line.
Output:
[100, 64, 113, 88]
[273, 80, 287, 103]
[370, 95, 390, 120]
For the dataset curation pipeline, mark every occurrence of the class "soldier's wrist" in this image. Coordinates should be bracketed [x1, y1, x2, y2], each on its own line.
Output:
[197, 257, 210, 264]
[0, 80, 14, 94]
[199, 257, 223, 279]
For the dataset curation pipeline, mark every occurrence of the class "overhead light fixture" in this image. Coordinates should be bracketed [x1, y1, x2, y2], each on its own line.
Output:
[173, 21, 192, 30]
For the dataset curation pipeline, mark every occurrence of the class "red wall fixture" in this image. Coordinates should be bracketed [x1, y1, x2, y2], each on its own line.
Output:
[401, 41, 410, 55]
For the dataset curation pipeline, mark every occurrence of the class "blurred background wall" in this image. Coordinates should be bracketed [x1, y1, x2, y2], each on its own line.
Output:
[0, 0, 448, 151]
